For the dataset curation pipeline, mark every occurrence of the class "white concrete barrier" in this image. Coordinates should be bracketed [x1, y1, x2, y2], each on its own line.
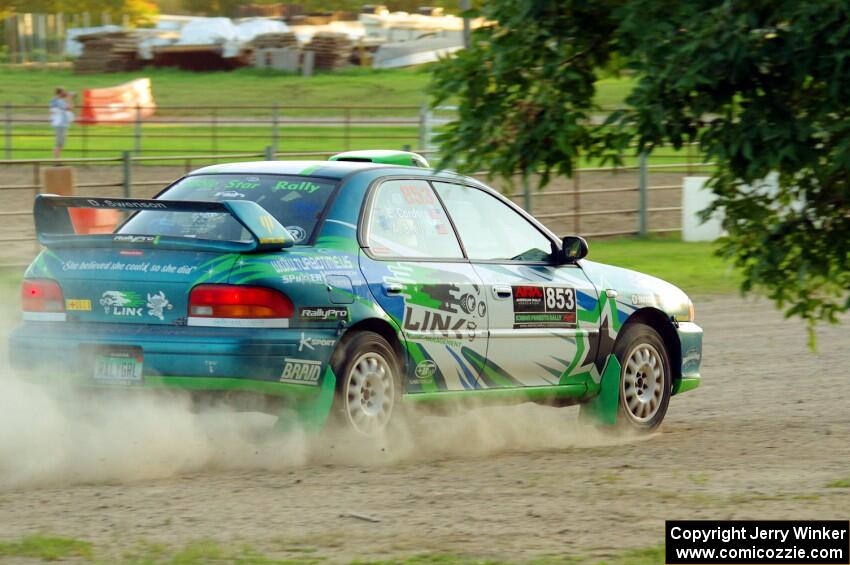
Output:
[682, 176, 724, 242]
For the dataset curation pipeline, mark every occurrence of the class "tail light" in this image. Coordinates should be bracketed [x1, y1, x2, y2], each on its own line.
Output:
[188, 284, 293, 327]
[22, 279, 65, 313]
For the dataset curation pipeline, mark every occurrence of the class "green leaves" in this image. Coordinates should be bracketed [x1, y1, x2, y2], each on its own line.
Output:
[429, 0, 623, 189]
[430, 0, 850, 332]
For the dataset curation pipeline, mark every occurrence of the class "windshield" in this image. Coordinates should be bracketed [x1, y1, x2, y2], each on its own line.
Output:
[118, 174, 337, 244]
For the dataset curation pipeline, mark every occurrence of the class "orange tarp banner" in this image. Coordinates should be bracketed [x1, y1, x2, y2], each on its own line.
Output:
[79, 78, 155, 124]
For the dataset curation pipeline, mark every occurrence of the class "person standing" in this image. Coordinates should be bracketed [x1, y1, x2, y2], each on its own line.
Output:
[49, 88, 74, 159]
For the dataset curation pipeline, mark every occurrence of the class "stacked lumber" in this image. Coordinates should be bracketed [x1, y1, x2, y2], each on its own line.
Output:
[238, 4, 286, 17]
[74, 32, 141, 74]
[305, 32, 353, 70]
[250, 32, 300, 50]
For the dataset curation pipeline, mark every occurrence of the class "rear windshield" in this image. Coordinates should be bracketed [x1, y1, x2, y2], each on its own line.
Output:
[118, 174, 337, 244]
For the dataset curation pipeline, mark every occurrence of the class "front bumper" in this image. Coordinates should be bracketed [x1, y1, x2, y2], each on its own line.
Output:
[673, 321, 702, 395]
[8, 321, 337, 398]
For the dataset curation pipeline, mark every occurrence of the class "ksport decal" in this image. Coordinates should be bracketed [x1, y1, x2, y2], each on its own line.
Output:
[298, 332, 336, 352]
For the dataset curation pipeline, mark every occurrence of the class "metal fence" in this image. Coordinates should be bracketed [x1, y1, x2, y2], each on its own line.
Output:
[0, 147, 713, 268]
[2, 12, 128, 63]
[2, 104, 425, 159]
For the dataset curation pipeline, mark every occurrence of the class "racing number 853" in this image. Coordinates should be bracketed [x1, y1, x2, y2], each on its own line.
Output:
[545, 287, 575, 311]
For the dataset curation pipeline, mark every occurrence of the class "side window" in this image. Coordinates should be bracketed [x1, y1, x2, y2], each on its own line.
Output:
[433, 182, 553, 262]
[366, 179, 463, 259]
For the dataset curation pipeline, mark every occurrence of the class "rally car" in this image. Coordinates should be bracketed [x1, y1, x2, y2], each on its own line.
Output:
[10, 150, 702, 434]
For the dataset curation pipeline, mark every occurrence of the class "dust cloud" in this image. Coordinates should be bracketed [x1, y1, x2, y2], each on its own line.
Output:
[0, 314, 639, 491]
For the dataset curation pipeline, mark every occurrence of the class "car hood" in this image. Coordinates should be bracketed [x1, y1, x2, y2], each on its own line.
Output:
[579, 260, 691, 320]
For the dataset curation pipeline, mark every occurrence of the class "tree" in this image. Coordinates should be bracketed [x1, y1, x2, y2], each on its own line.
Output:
[430, 0, 850, 335]
[0, 0, 157, 24]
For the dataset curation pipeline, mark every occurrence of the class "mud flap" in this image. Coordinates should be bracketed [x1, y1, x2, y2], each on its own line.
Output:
[275, 367, 337, 433]
[579, 354, 621, 426]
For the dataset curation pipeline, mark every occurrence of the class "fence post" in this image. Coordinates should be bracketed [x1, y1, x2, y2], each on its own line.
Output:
[271, 104, 279, 153]
[4, 103, 11, 159]
[573, 166, 581, 235]
[134, 104, 142, 155]
[638, 151, 648, 236]
[343, 107, 351, 151]
[122, 151, 132, 198]
[522, 174, 532, 215]
[264, 145, 274, 160]
[211, 108, 218, 159]
[418, 104, 429, 151]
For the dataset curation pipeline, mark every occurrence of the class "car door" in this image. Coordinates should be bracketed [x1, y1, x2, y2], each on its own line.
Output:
[359, 178, 489, 394]
[432, 181, 601, 388]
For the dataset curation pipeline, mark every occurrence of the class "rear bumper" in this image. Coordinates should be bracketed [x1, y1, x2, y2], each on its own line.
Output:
[8, 321, 337, 396]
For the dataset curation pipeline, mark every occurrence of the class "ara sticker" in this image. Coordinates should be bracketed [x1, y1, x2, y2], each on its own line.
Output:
[512, 285, 576, 328]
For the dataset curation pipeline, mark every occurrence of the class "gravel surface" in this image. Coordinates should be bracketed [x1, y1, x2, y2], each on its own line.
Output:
[0, 295, 847, 562]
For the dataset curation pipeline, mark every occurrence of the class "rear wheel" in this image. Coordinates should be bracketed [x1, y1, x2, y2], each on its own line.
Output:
[614, 323, 672, 431]
[332, 332, 400, 435]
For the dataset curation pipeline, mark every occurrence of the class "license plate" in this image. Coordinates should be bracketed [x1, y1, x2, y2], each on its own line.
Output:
[93, 350, 143, 385]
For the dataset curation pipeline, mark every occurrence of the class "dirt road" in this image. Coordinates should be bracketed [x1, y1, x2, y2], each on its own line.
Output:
[0, 296, 848, 562]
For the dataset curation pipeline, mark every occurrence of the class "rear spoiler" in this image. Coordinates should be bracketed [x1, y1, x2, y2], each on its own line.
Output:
[34, 195, 296, 253]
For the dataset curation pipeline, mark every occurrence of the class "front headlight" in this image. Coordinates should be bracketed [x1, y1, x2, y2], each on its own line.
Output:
[687, 299, 696, 322]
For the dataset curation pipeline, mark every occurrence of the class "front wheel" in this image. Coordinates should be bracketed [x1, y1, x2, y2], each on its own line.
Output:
[614, 323, 672, 431]
[331, 331, 400, 436]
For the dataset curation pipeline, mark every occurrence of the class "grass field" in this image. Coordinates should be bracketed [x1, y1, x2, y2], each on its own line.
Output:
[0, 67, 635, 114]
[0, 534, 664, 564]
[0, 67, 431, 115]
[2, 123, 421, 159]
[0, 67, 669, 161]
[0, 124, 707, 165]
[590, 237, 739, 296]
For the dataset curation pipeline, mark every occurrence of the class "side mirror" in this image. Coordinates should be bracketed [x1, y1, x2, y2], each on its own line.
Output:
[560, 235, 588, 264]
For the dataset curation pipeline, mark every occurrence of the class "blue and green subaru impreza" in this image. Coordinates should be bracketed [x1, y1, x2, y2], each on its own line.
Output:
[10, 150, 702, 434]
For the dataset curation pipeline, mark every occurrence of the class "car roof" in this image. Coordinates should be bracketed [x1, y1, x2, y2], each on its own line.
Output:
[186, 160, 483, 185]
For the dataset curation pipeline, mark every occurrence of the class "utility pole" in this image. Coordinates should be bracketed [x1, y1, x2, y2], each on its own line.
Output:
[461, 0, 471, 49]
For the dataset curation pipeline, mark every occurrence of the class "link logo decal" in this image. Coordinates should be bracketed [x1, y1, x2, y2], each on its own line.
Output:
[512, 285, 576, 328]
[402, 283, 485, 341]
[100, 290, 145, 317]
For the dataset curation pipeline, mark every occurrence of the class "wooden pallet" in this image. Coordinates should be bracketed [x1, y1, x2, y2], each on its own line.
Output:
[305, 31, 353, 70]
[74, 32, 141, 74]
[250, 32, 300, 50]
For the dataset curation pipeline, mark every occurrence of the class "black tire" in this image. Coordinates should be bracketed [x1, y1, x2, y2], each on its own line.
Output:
[613, 323, 672, 431]
[331, 331, 401, 435]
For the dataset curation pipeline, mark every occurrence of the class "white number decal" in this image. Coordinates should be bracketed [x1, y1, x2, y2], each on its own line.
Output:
[545, 287, 574, 311]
